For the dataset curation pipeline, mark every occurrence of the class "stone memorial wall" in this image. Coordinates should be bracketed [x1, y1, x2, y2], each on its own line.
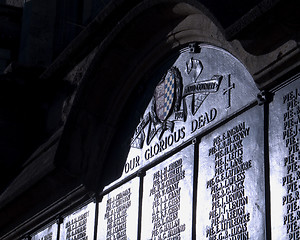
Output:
[20, 45, 300, 240]
[109, 44, 259, 187]
[197, 106, 265, 239]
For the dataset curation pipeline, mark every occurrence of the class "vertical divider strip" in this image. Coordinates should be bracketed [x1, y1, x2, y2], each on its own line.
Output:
[264, 98, 271, 240]
[57, 217, 62, 240]
[192, 137, 200, 240]
[93, 196, 99, 240]
[137, 171, 145, 240]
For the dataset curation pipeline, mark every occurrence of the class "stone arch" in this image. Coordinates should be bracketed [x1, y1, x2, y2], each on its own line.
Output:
[55, 0, 255, 194]
[1, 1, 300, 239]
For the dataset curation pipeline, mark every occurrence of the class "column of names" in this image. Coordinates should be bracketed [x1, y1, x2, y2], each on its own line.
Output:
[104, 189, 131, 240]
[206, 122, 252, 240]
[149, 158, 186, 239]
[281, 88, 300, 239]
[65, 211, 89, 240]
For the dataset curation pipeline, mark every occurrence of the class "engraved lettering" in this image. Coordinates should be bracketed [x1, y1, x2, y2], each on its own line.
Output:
[281, 88, 300, 238]
[191, 108, 217, 133]
[124, 156, 140, 173]
[65, 211, 89, 240]
[206, 122, 251, 240]
[149, 159, 186, 239]
[145, 127, 185, 160]
[104, 189, 131, 240]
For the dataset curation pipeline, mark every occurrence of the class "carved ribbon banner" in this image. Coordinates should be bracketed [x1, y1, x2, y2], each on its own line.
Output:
[183, 75, 222, 97]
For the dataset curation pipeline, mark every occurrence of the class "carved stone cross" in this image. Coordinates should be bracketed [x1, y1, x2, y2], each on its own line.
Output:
[223, 74, 235, 109]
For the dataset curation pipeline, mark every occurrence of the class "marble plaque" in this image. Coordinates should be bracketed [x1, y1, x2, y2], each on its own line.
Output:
[269, 77, 300, 240]
[111, 44, 259, 186]
[31, 222, 58, 240]
[140, 144, 194, 239]
[59, 202, 96, 240]
[97, 177, 140, 240]
[197, 106, 265, 239]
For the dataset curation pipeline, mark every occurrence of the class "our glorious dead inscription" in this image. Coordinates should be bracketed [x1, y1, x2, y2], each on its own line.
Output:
[270, 78, 300, 240]
[141, 145, 193, 239]
[97, 178, 139, 240]
[109, 44, 259, 187]
[197, 106, 265, 239]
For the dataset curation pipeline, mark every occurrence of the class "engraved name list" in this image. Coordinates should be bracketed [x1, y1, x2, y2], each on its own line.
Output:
[206, 122, 252, 240]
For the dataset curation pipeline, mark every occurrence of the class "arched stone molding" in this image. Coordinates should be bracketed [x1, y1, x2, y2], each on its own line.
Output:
[55, 0, 256, 193]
